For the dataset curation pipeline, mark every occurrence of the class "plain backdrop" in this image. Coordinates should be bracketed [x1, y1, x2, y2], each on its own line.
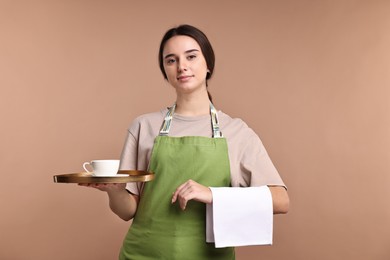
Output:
[1, 0, 389, 259]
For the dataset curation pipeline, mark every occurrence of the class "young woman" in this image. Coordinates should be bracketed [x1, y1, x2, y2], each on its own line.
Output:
[84, 24, 289, 259]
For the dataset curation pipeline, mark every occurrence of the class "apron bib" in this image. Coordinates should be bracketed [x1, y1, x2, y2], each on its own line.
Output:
[119, 103, 235, 260]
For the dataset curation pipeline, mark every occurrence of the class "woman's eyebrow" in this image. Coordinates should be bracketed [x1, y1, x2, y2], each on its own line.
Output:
[164, 53, 175, 59]
[164, 49, 200, 59]
[185, 49, 200, 54]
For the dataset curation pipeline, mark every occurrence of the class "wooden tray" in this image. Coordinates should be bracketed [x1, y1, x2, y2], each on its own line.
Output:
[53, 170, 154, 184]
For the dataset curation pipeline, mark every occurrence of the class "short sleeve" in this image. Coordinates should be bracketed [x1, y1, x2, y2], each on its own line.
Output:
[239, 129, 286, 188]
[220, 113, 286, 189]
[119, 122, 143, 195]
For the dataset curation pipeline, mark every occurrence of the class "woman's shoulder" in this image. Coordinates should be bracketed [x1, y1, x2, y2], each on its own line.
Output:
[133, 109, 167, 124]
[127, 108, 167, 133]
[218, 111, 260, 141]
[218, 111, 250, 130]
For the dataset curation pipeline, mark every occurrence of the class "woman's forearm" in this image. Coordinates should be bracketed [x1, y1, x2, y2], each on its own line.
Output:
[107, 189, 139, 221]
[268, 186, 290, 214]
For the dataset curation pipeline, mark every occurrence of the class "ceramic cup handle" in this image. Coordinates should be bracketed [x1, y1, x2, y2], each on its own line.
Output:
[83, 162, 93, 174]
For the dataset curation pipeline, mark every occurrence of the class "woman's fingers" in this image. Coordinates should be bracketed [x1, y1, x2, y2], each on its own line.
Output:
[171, 181, 188, 203]
[78, 183, 126, 192]
[172, 180, 212, 210]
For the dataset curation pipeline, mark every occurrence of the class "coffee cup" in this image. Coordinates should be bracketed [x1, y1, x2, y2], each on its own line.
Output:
[82, 160, 120, 176]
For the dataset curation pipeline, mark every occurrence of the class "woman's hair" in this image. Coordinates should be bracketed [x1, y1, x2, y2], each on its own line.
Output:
[158, 24, 215, 101]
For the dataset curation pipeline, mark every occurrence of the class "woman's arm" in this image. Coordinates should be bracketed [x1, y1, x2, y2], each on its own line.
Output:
[268, 186, 289, 214]
[172, 181, 290, 215]
[80, 183, 139, 221]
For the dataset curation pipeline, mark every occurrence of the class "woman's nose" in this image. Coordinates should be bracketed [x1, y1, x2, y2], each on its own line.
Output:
[177, 59, 188, 72]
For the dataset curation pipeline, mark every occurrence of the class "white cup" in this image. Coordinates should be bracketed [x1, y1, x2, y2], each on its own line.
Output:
[82, 160, 120, 176]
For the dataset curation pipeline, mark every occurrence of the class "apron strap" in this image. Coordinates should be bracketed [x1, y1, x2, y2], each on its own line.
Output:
[159, 104, 175, 136]
[210, 103, 223, 138]
[159, 103, 223, 138]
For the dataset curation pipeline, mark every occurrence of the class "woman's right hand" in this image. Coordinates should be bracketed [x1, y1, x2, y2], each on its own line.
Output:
[79, 182, 138, 221]
[78, 183, 126, 193]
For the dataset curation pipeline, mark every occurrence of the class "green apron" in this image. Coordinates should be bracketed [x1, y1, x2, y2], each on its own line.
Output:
[119, 103, 235, 260]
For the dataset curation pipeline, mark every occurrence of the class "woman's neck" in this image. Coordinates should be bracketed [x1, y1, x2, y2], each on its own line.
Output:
[175, 91, 210, 116]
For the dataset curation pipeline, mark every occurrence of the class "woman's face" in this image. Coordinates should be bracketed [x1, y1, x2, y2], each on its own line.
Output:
[162, 35, 208, 96]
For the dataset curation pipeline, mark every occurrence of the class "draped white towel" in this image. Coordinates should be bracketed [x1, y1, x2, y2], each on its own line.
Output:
[206, 186, 273, 248]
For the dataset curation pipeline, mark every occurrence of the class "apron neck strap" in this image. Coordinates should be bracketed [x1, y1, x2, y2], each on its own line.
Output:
[159, 102, 223, 138]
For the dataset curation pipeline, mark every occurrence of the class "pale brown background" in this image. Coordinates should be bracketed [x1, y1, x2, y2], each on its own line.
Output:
[1, 0, 389, 259]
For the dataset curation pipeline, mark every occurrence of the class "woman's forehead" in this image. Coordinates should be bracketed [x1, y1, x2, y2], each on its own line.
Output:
[163, 35, 201, 56]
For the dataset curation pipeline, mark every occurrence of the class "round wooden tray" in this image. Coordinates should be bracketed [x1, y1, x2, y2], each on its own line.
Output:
[53, 170, 154, 184]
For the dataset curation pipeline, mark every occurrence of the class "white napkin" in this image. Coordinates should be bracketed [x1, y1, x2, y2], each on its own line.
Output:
[206, 186, 273, 248]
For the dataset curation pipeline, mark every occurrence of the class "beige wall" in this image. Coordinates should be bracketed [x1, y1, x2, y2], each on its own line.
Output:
[1, 1, 389, 259]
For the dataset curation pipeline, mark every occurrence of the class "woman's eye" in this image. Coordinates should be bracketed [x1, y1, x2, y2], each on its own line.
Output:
[187, 55, 197, 60]
[166, 58, 176, 65]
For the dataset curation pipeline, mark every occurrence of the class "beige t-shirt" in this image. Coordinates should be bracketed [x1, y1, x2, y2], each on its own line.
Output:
[120, 108, 286, 195]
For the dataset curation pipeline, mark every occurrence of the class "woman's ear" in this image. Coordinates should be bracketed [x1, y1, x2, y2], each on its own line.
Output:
[206, 70, 211, 79]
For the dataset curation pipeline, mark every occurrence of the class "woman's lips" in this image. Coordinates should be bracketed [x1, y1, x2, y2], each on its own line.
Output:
[177, 75, 194, 81]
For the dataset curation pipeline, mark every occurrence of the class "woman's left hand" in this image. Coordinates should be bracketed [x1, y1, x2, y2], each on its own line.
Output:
[171, 179, 212, 210]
